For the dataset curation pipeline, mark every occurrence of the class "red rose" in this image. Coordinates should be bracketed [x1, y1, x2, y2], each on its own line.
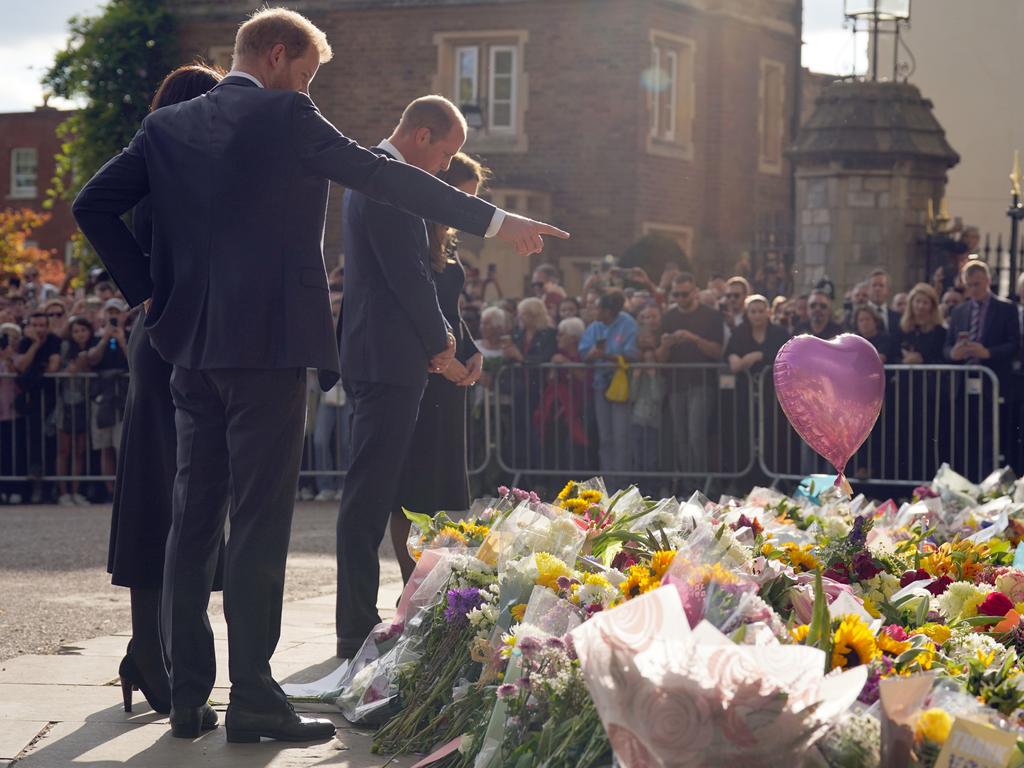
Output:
[925, 575, 953, 596]
[977, 591, 1014, 618]
[899, 569, 931, 588]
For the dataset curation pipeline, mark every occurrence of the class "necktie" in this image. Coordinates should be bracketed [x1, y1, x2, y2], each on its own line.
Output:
[969, 300, 981, 342]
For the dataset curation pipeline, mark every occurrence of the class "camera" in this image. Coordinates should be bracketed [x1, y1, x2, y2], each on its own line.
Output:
[109, 317, 118, 328]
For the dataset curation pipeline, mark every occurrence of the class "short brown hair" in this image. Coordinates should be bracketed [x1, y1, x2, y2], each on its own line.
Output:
[233, 7, 333, 65]
[397, 96, 466, 141]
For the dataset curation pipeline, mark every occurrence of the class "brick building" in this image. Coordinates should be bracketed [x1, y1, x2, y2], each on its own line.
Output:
[167, 0, 801, 295]
[0, 105, 77, 261]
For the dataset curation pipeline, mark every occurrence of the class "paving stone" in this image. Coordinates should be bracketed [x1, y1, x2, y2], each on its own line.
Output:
[0, 655, 121, 686]
[0, 720, 47, 761]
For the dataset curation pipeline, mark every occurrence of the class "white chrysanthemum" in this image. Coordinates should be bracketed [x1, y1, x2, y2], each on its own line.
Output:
[943, 630, 1006, 667]
[936, 581, 995, 622]
[820, 515, 852, 541]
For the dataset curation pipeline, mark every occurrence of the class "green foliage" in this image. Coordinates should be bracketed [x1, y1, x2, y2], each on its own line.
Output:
[42, 0, 177, 205]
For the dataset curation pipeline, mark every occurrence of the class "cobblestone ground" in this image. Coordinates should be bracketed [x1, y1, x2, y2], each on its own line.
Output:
[0, 501, 397, 662]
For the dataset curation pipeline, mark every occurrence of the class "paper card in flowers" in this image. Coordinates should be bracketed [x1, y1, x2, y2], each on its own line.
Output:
[573, 585, 866, 767]
[476, 502, 585, 570]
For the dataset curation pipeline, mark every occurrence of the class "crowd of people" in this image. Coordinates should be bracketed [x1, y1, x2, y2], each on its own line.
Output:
[0, 265, 131, 505]
[4, 246, 1024, 504]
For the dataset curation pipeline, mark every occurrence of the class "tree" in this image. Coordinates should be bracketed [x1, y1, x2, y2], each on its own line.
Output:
[42, 0, 176, 207]
[0, 208, 63, 284]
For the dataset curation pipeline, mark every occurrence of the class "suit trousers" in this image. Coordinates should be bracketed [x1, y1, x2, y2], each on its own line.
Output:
[336, 378, 425, 652]
[163, 366, 306, 713]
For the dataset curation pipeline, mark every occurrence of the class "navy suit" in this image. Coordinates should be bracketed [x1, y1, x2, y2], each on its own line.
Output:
[72, 76, 496, 714]
[335, 148, 489, 651]
[942, 293, 1020, 479]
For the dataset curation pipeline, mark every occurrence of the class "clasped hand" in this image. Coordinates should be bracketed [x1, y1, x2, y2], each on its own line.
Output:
[951, 340, 989, 361]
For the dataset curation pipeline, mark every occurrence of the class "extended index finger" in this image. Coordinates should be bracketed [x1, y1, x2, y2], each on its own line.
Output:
[534, 221, 570, 239]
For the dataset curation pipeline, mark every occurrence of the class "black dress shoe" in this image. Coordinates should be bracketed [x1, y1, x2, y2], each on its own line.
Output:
[170, 704, 219, 738]
[225, 705, 336, 744]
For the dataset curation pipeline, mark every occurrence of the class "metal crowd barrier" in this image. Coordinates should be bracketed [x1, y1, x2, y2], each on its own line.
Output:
[756, 364, 1002, 486]
[0, 365, 1003, 494]
[492, 363, 756, 489]
[0, 371, 129, 485]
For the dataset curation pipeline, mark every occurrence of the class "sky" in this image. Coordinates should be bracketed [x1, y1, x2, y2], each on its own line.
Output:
[0, 0, 863, 113]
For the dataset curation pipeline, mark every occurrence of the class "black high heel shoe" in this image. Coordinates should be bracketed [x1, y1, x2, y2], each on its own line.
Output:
[119, 642, 171, 715]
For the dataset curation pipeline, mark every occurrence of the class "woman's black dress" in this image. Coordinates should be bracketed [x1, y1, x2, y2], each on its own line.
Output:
[107, 201, 223, 589]
[396, 255, 476, 514]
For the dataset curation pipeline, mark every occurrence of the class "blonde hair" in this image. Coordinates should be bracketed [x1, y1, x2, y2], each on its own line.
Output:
[900, 282, 942, 334]
[398, 96, 467, 141]
[517, 297, 553, 330]
[234, 7, 333, 65]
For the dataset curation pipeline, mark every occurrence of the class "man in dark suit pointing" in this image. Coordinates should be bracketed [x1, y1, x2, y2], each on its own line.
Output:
[72, 7, 568, 745]
[336, 96, 476, 658]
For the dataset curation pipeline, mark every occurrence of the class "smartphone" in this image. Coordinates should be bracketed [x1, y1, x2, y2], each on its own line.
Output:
[109, 317, 119, 328]
[957, 331, 969, 343]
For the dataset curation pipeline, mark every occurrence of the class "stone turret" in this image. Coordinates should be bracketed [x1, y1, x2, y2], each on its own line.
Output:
[790, 80, 959, 294]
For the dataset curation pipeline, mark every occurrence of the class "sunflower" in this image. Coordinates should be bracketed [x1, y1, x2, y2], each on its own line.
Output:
[510, 603, 527, 622]
[579, 489, 603, 504]
[434, 526, 468, 547]
[876, 633, 912, 657]
[619, 565, 656, 600]
[783, 543, 819, 573]
[861, 597, 881, 618]
[649, 550, 677, 580]
[790, 624, 811, 643]
[562, 498, 590, 515]
[457, 520, 490, 540]
[557, 481, 576, 502]
[831, 614, 879, 670]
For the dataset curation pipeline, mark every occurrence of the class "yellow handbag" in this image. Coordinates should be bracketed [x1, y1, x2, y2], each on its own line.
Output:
[604, 355, 630, 403]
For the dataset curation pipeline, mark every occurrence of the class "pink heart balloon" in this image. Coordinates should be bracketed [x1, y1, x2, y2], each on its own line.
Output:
[773, 334, 885, 483]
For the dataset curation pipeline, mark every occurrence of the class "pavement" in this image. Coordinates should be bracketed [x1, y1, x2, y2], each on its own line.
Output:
[0, 502, 414, 767]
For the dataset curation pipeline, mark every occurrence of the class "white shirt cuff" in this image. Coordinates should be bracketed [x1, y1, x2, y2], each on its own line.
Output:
[484, 209, 505, 238]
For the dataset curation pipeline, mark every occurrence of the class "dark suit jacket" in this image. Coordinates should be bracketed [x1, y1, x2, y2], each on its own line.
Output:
[944, 293, 1021, 383]
[338, 147, 450, 387]
[72, 76, 495, 390]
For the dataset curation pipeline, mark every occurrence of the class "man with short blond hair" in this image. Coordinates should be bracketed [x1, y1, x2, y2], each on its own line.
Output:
[74, 5, 568, 745]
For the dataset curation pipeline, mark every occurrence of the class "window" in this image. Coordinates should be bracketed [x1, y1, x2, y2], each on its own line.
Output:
[10, 148, 38, 198]
[647, 32, 695, 159]
[759, 59, 786, 173]
[434, 30, 529, 152]
[489, 46, 516, 132]
[454, 46, 479, 106]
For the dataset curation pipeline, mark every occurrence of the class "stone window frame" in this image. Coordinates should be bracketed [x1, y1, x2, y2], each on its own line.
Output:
[641, 221, 694, 259]
[433, 30, 530, 154]
[10, 147, 38, 199]
[646, 30, 696, 162]
[757, 58, 786, 176]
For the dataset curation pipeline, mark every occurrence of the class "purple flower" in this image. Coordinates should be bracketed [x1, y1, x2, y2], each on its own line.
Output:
[517, 636, 541, 657]
[444, 587, 484, 626]
[496, 683, 517, 700]
[528, 491, 541, 504]
[512, 488, 531, 501]
[849, 515, 869, 548]
[556, 575, 574, 592]
[852, 550, 882, 581]
[563, 633, 578, 660]
[544, 636, 565, 651]
[515, 677, 532, 693]
[497, 485, 510, 497]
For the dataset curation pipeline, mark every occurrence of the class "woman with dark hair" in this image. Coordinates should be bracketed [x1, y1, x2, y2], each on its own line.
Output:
[108, 63, 223, 715]
[390, 153, 489, 582]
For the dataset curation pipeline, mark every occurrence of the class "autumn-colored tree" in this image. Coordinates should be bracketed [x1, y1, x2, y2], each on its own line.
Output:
[0, 208, 65, 286]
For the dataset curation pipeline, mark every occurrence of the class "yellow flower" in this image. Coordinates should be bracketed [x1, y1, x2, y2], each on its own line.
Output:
[434, 526, 468, 547]
[911, 623, 951, 646]
[921, 540, 988, 581]
[579, 489, 603, 504]
[534, 552, 572, 591]
[976, 649, 997, 668]
[557, 481, 576, 501]
[783, 543, 820, 573]
[499, 631, 518, 659]
[915, 709, 953, 746]
[831, 615, 879, 670]
[649, 550, 677, 580]
[619, 565, 656, 600]
[862, 597, 881, 619]
[457, 520, 490, 540]
[761, 542, 776, 556]
[510, 603, 527, 622]
[791, 624, 811, 643]
[877, 633, 912, 657]
[562, 498, 590, 515]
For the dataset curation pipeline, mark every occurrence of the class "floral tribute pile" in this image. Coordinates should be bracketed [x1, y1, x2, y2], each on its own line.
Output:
[292, 467, 1024, 768]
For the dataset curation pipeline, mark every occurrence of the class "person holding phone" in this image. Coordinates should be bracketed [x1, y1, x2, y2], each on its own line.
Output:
[85, 299, 130, 498]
